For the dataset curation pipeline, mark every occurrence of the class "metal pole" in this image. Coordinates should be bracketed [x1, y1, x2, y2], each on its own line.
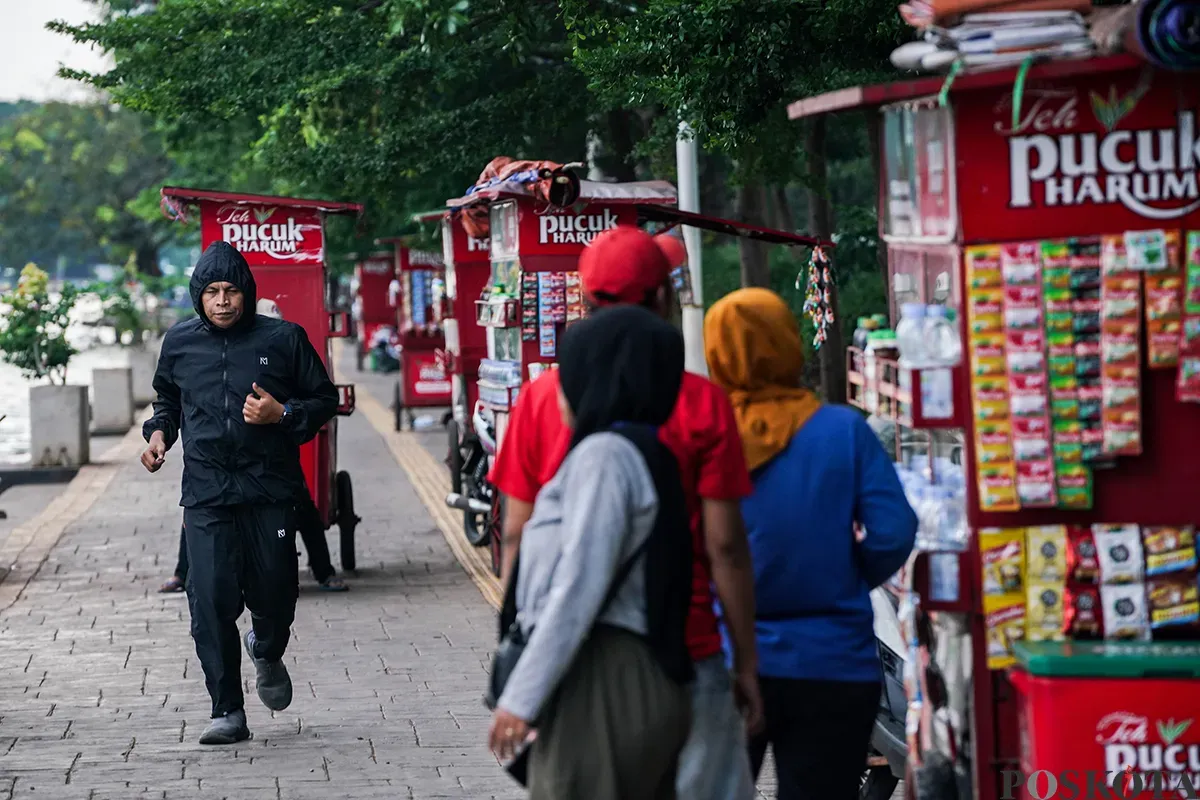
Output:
[676, 119, 707, 377]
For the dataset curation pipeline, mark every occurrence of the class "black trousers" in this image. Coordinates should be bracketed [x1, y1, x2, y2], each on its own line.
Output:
[183, 504, 299, 718]
[748, 676, 881, 800]
[176, 496, 334, 584]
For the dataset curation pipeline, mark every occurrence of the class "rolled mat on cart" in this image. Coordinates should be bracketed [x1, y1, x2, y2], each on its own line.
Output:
[1124, 0, 1200, 71]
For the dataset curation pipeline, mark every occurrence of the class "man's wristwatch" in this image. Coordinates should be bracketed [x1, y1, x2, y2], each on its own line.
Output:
[279, 402, 293, 423]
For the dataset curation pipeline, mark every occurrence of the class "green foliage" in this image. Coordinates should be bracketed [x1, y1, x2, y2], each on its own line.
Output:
[0, 265, 80, 384]
[51, 0, 595, 248]
[0, 103, 176, 274]
[84, 254, 152, 346]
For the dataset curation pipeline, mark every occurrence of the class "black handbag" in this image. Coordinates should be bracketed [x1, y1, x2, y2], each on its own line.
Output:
[485, 537, 649, 711]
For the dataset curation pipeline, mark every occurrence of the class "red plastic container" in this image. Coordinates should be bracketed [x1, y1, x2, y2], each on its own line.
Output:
[1010, 641, 1200, 799]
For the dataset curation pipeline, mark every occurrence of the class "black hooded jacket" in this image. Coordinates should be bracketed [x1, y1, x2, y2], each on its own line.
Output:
[143, 241, 339, 508]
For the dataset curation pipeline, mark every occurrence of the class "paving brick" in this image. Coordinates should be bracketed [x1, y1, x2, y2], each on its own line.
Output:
[0, 403, 525, 799]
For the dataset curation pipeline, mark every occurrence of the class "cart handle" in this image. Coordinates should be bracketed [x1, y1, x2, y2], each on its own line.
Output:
[336, 384, 356, 416]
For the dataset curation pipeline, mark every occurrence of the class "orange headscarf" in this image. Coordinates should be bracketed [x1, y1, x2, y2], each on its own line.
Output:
[704, 288, 822, 472]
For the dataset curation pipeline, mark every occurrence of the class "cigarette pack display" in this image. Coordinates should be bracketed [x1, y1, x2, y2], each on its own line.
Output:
[1093, 523, 1145, 584]
[1179, 232, 1200, 402]
[1002, 243, 1055, 507]
[1070, 241, 1111, 467]
[1046, 239, 1094, 508]
[1144, 231, 1183, 367]
[1099, 583, 1151, 641]
[967, 246, 1019, 511]
[1142, 526, 1198, 576]
[1099, 235, 1142, 456]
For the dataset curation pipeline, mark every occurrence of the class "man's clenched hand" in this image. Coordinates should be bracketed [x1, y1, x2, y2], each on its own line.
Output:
[244, 383, 285, 425]
[140, 431, 167, 473]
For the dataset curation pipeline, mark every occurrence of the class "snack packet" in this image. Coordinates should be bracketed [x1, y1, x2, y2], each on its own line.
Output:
[1026, 526, 1068, 582]
[1100, 583, 1151, 640]
[1094, 524, 1145, 584]
[980, 528, 1025, 595]
[1066, 526, 1100, 584]
[984, 595, 1027, 669]
[1026, 580, 1066, 642]
[1146, 574, 1200, 631]
[1142, 526, 1198, 576]
[1063, 584, 1103, 639]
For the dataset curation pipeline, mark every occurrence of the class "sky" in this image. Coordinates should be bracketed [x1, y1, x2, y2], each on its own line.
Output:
[0, 0, 113, 103]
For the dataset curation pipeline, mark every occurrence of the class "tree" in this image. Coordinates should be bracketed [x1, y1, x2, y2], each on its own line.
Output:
[51, 0, 602, 247]
[0, 103, 177, 275]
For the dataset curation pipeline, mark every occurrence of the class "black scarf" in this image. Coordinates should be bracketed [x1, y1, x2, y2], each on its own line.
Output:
[499, 305, 694, 685]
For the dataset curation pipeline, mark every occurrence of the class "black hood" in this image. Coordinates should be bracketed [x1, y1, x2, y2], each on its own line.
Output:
[190, 241, 258, 331]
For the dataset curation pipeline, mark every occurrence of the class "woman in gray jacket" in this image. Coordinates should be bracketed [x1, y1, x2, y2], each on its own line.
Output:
[488, 305, 695, 799]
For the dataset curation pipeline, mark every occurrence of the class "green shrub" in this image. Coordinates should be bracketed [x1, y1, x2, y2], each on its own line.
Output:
[0, 264, 79, 384]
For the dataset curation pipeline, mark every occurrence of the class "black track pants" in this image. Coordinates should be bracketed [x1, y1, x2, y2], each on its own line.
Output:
[183, 504, 299, 718]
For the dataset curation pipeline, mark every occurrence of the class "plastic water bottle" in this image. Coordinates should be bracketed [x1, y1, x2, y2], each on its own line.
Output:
[924, 305, 962, 366]
[896, 303, 928, 368]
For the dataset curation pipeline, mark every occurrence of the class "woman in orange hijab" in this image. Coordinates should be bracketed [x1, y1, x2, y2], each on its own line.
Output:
[704, 288, 916, 800]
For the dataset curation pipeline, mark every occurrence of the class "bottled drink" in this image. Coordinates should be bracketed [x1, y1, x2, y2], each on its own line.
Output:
[895, 303, 928, 368]
[864, 329, 899, 415]
[923, 305, 962, 366]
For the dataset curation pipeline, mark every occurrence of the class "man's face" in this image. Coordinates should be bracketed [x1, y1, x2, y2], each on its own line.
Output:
[201, 281, 244, 329]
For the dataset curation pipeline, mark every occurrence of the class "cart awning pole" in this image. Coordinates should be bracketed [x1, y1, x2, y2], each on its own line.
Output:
[676, 119, 708, 377]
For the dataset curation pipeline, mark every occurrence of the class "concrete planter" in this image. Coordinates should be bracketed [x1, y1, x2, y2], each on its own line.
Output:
[29, 384, 90, 467]
[91, 367, 134, 435]
[126, 343, 160, 407]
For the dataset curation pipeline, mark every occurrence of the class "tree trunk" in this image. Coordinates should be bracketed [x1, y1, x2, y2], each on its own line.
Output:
[736, 183, 770, 288]
[865, 109, 889, 288]
[135, 242, 162, 278]
[772, 185, 794, 231]
[807, 118, 846, 404]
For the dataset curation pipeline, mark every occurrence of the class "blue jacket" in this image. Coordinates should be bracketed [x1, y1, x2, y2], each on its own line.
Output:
[721, 405, 917, 683]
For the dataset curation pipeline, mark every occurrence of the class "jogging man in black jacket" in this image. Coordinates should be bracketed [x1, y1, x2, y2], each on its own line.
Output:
[141, 241, 338, 745]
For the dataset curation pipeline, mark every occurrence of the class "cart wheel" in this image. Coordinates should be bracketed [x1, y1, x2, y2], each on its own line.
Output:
[860, 766, 899, 800]
[335, 470, 358, 571]
[489, 493, 504, 578]
[446, 420, 463, 495]
[393, 382, 404, 432]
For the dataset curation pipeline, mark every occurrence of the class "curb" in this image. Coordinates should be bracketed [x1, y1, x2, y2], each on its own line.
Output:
[353, 383, 503, 610]
[0, 413, 149, 611]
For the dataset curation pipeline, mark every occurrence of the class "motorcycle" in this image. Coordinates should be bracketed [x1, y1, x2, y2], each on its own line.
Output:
[444, 401, 503, 576]
[864, 583, 908, 799]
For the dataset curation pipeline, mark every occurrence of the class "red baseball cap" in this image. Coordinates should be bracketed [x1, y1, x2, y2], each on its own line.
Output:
[654, 233, 687, 269]
[578, 226, 672, 306]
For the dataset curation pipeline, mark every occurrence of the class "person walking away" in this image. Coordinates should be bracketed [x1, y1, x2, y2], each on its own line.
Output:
[488, 305, 694, 799]
[160, 522, 190, 593]
[140, 241, 339, 745]
[703, 288, 918, 800]
[488, 226, 763, 799]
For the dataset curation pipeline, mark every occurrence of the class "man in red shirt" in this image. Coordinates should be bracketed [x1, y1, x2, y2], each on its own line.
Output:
[489, 226, 761, 799]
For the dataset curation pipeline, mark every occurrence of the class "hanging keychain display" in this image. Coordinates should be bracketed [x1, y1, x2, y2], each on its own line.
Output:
[800, 245, 835, 348]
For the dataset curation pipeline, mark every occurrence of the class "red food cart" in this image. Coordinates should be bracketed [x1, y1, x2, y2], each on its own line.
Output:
[788, 53, 1200, 800]
[160, 187, 363, 570]
[376, 237, 452, 431]
[436, 166, 835, 577]
[352, 250, 397, 372]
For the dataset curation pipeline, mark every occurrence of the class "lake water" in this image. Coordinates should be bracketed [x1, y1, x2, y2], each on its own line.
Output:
[0, 322, 133, 465]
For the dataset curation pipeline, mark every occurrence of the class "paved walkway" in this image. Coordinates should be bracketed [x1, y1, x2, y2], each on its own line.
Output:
[0, 395, 522, 799]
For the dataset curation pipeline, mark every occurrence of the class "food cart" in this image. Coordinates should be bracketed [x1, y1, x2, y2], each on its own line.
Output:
[352, 251, 397, 372]
[788, 53, 1200, 800]
[375, 237, 451, 431]
[438, 164, 835, 576]
[160, 187, 363, 570]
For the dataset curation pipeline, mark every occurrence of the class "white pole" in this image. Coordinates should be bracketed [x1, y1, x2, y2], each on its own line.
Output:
[676, 119, 707, 377]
